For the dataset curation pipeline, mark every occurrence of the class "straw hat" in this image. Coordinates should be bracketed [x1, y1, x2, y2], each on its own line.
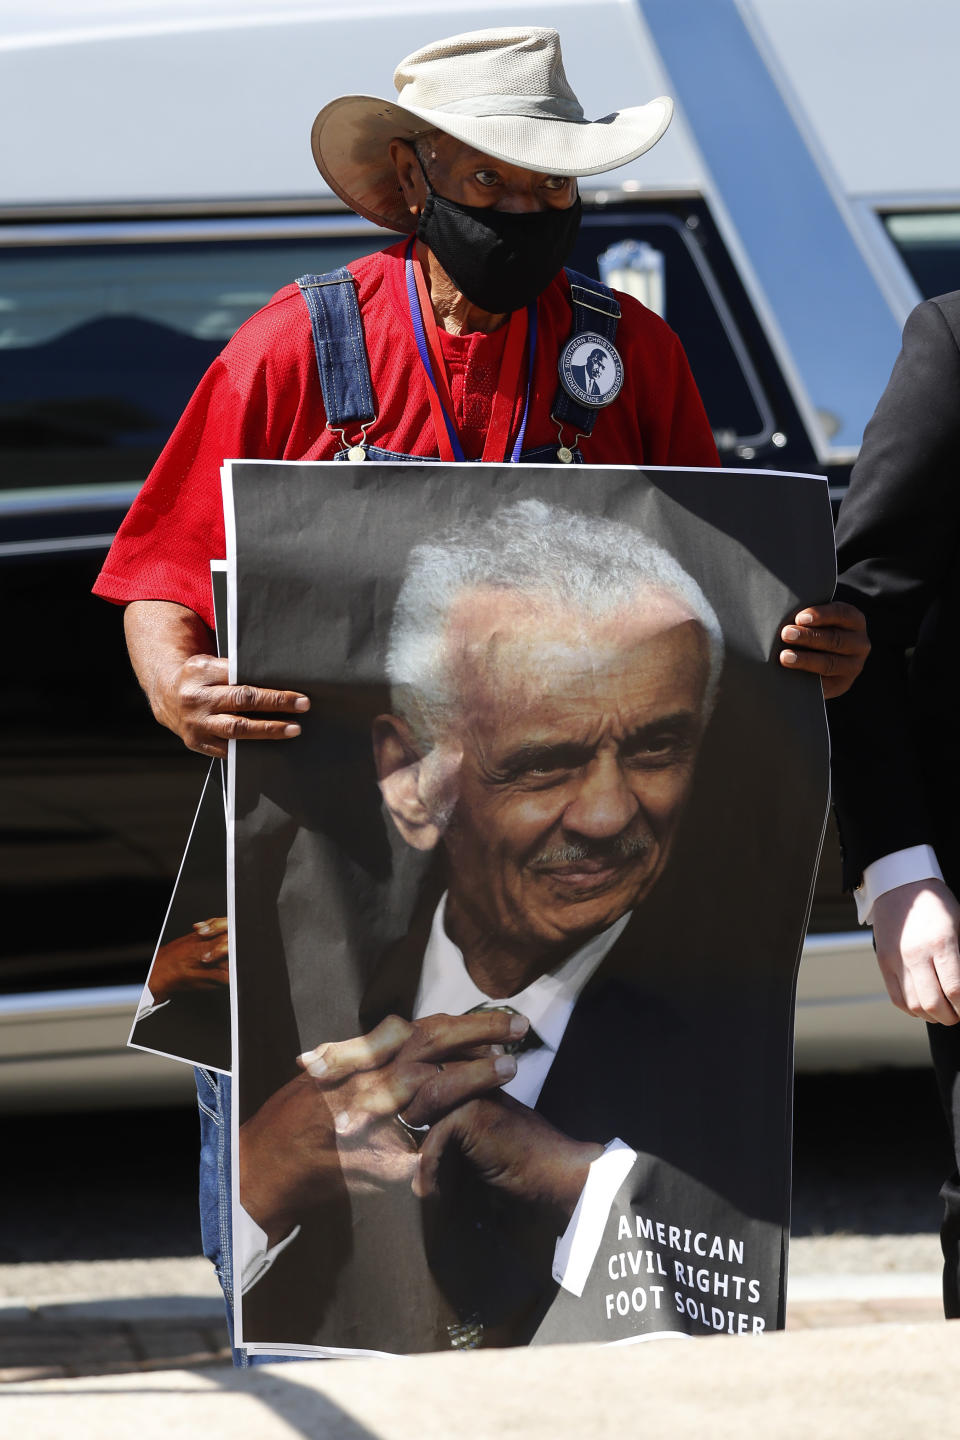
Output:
[311, 26, 673, 232]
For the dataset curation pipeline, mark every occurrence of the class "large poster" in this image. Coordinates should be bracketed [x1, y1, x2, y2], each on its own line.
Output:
[224, 461, 833, 1357]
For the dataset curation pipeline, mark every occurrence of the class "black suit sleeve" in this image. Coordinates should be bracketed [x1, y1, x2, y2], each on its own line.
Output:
[830, 293, 960, 885]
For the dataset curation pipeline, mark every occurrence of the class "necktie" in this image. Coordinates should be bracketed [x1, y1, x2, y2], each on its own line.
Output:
[465, 1002, 542, 1055]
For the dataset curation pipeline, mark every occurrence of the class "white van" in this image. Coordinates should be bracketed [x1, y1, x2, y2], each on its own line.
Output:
[3, 0, 958, 1105]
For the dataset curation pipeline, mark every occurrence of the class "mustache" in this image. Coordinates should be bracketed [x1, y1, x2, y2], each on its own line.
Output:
[530, 833, 654, 868]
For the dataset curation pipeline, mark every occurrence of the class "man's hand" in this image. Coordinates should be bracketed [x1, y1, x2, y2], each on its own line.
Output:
[871, 879, 960, 1025]
[123, 599, 309, 757]
[414, 1092, 603, 1226]
[154, 654, 309, 759]
[240, 1011, 525, 1246]
[779, 601, 870, 699]
[147, 917, 229, 1004]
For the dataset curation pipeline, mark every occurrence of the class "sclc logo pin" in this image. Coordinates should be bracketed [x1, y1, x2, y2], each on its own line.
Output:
[558, 333, 624, 408]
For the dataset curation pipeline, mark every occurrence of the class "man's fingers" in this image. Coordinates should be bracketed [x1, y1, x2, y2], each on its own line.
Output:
[207, 684, 311, 717]
[194, 917, 228, 936]
[779, 602, 869, 699]
[331, 1053, 518, 1137]
[198, 714, 305, 741]
[780, 623, 866, 655]
[412, 1112, 460, 1198]
[298, 1014, 413, 1082]
[400, 1054, 517, 1129]
[933, 954, 960, 1024]
[199, 936, 228, 964]
[778, 645, 865, 698]
[406, 1010, 529, 1061]
[878, 948, 960, 1026]
[789, 602, 868, 631]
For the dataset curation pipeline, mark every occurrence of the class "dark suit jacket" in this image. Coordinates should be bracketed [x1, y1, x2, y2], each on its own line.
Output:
[243, 884, 792, 1350]
[830, 291, 960, 890]
[570, 362, 600, 397]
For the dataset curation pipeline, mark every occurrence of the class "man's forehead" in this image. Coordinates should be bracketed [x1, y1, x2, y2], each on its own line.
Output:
[445, 584, 701, 653]
[420, 133, 565, 183]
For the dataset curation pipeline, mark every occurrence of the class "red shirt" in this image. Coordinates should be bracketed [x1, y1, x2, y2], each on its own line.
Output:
[94, 241, 719, 630]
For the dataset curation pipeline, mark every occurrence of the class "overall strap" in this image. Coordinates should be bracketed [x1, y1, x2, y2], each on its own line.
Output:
[296, 270, 376, 429]
[552, 268, 622, 437]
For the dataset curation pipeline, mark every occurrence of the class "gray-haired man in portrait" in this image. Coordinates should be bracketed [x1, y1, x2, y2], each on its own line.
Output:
[238, 500, 727, 1348]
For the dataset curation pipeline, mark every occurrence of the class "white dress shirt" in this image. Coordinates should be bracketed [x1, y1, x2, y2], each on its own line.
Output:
[854, 844, 944, 924]
[413, 893, 630, 1107]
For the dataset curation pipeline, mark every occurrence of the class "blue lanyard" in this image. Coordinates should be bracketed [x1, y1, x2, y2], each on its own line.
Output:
[404, 238, 538, 463]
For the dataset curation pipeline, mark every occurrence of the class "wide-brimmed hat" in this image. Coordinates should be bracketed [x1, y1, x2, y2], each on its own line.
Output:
[312, 27, 673, 232]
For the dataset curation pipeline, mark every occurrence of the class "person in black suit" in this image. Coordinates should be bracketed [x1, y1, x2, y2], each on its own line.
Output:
[829, 290, 960, 1317]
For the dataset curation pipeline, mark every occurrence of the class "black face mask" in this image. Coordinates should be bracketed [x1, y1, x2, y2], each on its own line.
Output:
[415, 175, 582, 314]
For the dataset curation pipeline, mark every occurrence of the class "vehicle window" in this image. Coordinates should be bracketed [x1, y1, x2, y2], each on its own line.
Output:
[883, 211, 960, 299]
[0, 232, 388, 493]
[570, 211, 773, 452]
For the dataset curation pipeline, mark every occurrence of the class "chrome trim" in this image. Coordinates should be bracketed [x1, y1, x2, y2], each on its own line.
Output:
[0, 984, 142, 1016]
[801, 931, 870, 955]
[0, 213, 385, 247]
[0, 482, 139, 515]
[0, 533, 115, 558]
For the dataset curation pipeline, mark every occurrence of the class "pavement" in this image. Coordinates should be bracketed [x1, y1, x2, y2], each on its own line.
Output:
[0, 1234, 946, 1383]
[3, 1321, 958, 1440]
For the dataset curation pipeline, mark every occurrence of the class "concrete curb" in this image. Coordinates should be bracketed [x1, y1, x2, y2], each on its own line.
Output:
[2, 1322, 957, 1439]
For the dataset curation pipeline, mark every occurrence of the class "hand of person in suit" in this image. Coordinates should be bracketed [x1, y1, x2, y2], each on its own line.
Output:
[871, 879, 960, 1025]
[239, 1011, 525, 1247]
[413, 1092, 604, 1226]
[147, 919, 229, 1003]
[778, 600, 870, 699]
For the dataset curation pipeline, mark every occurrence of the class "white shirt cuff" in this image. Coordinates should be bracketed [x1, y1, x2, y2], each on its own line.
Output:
[552, 1139, 637, 1298]
[854, 845, 944, 925]
[135, 985, 171, 1020]
[236, 1204, 301, 1294]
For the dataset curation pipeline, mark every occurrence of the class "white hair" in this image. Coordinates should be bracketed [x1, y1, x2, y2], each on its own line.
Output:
[387, 499, 724, 745]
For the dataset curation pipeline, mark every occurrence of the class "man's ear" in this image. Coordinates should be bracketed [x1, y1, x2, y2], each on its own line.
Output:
[388, 139, 425, 219]
[372, 714, 444, 852]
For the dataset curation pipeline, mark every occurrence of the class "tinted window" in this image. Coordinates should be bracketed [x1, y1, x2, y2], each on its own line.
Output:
[884, 211, 960, 299]
[0, 232, 388, 493]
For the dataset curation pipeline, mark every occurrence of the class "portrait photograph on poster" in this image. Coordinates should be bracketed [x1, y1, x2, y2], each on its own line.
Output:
[223, 460, 834, 1357]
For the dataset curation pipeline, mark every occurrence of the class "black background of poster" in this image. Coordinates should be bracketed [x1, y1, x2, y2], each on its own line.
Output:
[228, 462, 834, 1354]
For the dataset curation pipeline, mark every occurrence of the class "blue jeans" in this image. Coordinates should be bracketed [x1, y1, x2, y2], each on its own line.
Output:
[195, 1067, 301, 1367]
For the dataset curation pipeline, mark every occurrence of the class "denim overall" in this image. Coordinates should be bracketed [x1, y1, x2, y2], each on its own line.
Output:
[196, 264, 621, 1365]
[295, 263, 621, 462]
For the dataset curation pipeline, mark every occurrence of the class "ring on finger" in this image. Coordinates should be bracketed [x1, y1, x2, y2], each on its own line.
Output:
[395, 1111, 431, 1148]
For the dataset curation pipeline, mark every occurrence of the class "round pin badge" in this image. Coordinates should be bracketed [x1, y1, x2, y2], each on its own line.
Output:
[558, 333, 624, 408]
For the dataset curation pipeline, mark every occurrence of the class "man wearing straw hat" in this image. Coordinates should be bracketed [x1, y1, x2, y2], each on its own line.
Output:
[92, 27, 868, 1358]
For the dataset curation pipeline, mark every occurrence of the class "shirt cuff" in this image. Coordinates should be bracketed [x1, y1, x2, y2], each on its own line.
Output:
[236, 1204, 301, 1295]
[854, 845, 944, 925]
[552, 1138, 637, 1298]
[135, 985, 171, 1020]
